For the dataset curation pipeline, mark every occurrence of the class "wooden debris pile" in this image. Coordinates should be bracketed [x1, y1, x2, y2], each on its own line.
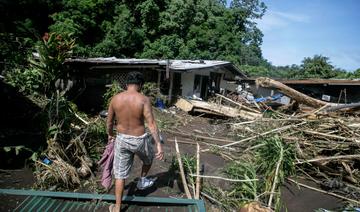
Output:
[165, 77, 360, 210]
[32, 89, 111, 191]
[175, 95, 262, 120]
[169, 112, 360, 211]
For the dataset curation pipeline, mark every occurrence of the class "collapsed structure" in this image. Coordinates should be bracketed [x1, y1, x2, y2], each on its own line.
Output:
[65, 57, 246, 111]
[4, 55, 360, 211]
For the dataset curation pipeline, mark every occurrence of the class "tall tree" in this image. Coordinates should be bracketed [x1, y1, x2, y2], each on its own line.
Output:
[300, 55, 336, 79]
[47, 0, 267, 66]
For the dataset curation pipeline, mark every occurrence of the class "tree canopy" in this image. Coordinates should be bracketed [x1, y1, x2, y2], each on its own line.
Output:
[49, 0, 267, 67]
[1, 0, 359, 79]
[1, 0, 267, 68]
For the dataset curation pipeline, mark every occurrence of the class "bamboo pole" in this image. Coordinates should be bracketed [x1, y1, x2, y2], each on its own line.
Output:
[267, 144, 283, 208]
[215, 93, 261, 114]
[287, 178, 360, 204]
[175, 138, 192, 199]
[296, 104, 329, 118]
[301, 130, 360, 143]
[189, 174, 259, 182]
[165, 129, 234, 143]
[295, 154, 360, 164]
[195, 143, 200, 199]
[218, 121, 307, 149]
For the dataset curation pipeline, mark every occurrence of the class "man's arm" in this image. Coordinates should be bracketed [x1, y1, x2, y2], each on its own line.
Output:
[143, 97, 164, 160]
[106, 98, 115, 141]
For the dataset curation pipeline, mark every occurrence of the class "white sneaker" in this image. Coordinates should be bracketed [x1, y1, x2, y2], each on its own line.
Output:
[137, 177, 157, 190]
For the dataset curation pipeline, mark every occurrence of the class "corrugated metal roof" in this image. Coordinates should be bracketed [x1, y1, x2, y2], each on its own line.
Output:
[169, 60, 230, 70]
[66, 57, 160, 65]
[66, 58, 230, 70]
[65, 57, 247, 78]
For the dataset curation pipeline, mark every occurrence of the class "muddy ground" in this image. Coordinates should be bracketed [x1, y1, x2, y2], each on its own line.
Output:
[0, 112, 346, 211]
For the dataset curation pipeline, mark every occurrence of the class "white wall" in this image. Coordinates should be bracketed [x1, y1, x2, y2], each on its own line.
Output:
[181, 72, 195, 96]
[180, 68, 238, 96]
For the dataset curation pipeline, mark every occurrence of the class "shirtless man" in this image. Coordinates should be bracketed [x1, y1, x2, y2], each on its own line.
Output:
[107, 72, 164, 212]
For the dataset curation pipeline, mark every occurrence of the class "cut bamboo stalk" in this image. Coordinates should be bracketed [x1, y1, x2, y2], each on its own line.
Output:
[217, 121, 307, 149]
[232, 118, 305, 128]
[301, 130, 360, 143]
[215, 93, 261, 114]
[296, 104, 330, 118]
[287, 178, 360, 204]
[168, 138, 237, 151]
[295, 154, 360, 164]
[195, 143, 201, 199]
[189, 174, 259, 182]
[72, 110, 89, 125]
[267, 144, 283, 208]
[175, 138, 192, 199]
[166, 129, 233, 143]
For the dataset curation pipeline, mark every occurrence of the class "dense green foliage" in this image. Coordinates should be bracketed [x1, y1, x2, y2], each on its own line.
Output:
[5, 32, 75, 96]
[2, 0, 267, 70]
[1, 0, 359, 79]
[49, 0, 267, 68]
[242, 54, 357, 79]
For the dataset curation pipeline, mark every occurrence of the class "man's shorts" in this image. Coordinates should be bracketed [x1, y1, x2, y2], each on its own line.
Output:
[113, 133, 154, 179]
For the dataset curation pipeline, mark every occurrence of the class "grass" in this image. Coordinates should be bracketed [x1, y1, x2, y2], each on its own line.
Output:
[202, 136, 297, 211]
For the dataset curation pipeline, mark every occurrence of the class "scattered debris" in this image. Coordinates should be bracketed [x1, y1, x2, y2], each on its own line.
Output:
[167, 77, 360, 210]
[175, 97, 261, 120]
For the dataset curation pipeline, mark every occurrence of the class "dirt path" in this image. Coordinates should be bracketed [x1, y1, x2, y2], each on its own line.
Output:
[0, 114, 348, 211]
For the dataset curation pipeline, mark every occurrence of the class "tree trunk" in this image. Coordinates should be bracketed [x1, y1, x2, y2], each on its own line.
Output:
[255, 77, 333, 108]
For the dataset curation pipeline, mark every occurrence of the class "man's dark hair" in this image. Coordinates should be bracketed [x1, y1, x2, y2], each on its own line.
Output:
[126, 71, 144, 86]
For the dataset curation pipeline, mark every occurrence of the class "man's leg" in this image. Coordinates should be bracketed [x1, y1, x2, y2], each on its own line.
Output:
[114, 179, 125, 211]
[141, 164, 151, 177]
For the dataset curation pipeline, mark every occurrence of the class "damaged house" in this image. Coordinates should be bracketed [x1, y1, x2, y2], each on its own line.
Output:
[64, 57, 247, 111]
[239, 78, 360, 106]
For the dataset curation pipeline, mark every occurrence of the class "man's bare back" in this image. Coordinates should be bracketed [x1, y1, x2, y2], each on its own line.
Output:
[110, 90, 147, 136]
[107, 84, 162, 154]
[106, 72, 163, 212]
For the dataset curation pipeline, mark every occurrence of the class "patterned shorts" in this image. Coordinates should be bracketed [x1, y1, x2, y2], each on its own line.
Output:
[113, 133, 154, 179]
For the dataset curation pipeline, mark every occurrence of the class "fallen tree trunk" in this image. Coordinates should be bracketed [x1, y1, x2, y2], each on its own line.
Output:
[255, 77, 335, 108]
[325, 102, 360, 112]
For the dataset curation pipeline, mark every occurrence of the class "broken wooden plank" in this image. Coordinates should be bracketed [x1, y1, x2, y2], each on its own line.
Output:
[215, 93, 261, 114]
[175, 98, 194, 112]
[175, 97, 261, 119]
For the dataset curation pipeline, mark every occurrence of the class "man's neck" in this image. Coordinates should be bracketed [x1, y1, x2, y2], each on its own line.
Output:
[127, 84, 140, 92]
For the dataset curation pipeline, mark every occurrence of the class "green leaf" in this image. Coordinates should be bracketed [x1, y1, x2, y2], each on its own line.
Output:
[30, 152, 38, 162]
[3, 147, 11, 152]
[15, 146, 24, 155]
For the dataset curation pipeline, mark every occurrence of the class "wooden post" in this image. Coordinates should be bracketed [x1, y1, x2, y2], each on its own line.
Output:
[175, 138, 192, 199]
[157, 70, 161, 94]
[166, 59, 170, 79]
[168, 70, 174, 104]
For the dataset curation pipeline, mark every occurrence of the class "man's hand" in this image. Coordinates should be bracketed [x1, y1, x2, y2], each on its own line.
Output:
[108, 135, 115, 142]
[155, 143, 164, 160]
